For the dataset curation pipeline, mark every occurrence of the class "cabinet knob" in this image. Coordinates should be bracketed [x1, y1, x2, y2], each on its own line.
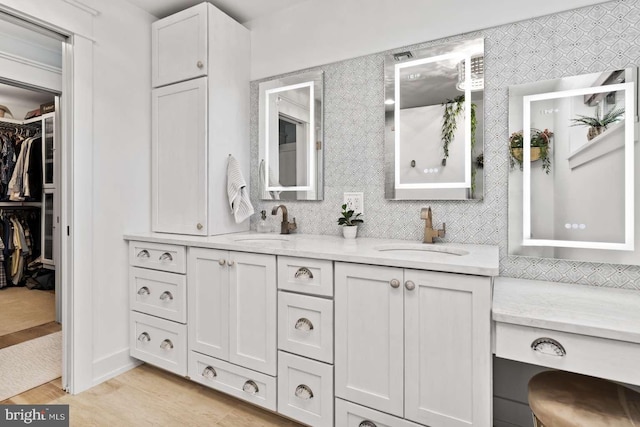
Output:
[137, 286, 150, 296]
[160, 339, 174, 350]
[160, 291, 173, 302]
[242, 380, 259, 395]
[405, 280, 416, 291]
[137, 249, 150, 259]
[197, 223, 203, 230]
[196, 60, 204, 69]
[228, 260, 235, 267]
[159, 252, 173, 262]
[218, 259, 226, 266]
[390, 279, 400, 288]
[294, 267, 313, 279]
[359, 422, 377, 427]
[531, 337, 566, 357]
[294, 384, 314, 400]
[294, 317, 314, 332]
[137, 332, 150, 343]
[202, 366, 217, 379]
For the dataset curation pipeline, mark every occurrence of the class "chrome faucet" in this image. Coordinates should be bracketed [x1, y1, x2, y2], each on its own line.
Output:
[421, 207, 445, 244]
[272, 205, 297, 235]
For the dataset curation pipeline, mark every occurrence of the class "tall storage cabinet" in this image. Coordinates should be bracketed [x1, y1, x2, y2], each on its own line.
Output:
[151, 3, 250, 236]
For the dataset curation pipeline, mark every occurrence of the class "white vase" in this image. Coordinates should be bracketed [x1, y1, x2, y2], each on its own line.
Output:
[342, 225, 358, 239]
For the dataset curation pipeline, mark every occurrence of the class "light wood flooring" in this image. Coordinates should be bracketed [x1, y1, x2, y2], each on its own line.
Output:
[3, 364, 304, 427]
[0, 286, 56, 336]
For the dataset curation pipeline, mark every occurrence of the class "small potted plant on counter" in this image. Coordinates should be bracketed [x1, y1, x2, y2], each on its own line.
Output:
[338, 203, 364, 239]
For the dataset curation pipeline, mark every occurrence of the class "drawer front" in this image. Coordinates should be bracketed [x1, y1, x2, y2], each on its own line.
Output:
[278, 351, 334, 427]
[278, 292, 333, 363]
[129, 240, 186, 274]
[335, 398, 422, 427]
[188, 351, 276, 411]
[130, 267, 186, 323]
[130, 312, 187, 376]
[495, 322, 640, 386]
[278, 256, 333, 297]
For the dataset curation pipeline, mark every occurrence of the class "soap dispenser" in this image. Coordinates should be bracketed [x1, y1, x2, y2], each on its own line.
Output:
[257, 210, 270, 233]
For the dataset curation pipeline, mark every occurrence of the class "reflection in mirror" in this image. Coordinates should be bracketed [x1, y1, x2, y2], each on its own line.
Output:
[259, 71, 323, 201]
[384, 37, 484, 200]
[509, 68, 639, 265]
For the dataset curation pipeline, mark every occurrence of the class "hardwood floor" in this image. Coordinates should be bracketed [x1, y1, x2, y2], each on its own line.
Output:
[3, 365, 304, 427]
[0, 286, 56, 336]
[0, 321, 61, 350]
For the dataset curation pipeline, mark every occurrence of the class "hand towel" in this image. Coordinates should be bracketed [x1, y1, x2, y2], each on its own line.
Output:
[227, 155, 254, 223]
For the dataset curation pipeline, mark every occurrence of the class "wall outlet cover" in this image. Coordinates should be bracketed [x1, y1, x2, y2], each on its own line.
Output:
[343, 192, 364, 215]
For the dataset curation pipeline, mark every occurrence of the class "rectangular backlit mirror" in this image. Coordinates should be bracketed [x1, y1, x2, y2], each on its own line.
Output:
[509, 68, 639, 265]
[259, 71, 324, 201]
[384, 37, 484, 200]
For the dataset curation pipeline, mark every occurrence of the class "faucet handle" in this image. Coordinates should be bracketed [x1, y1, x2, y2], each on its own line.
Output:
[289, 218, 297, 231]
[439, 222, 446, 238]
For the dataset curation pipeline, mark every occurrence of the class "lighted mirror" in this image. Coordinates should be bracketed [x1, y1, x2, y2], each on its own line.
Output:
[509, 68, 639, 265]
[384, 37, 484, 200]
[259, 70, 323, 201]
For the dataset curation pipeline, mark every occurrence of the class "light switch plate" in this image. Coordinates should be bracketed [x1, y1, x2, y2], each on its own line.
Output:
[343, 192, 364, 215]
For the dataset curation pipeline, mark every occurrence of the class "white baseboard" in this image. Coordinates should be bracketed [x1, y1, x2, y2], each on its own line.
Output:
[493, 396, 533, 427]
[91, 348, 142, 388]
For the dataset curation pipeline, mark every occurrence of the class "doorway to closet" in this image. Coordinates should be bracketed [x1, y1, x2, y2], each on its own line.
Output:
[0, 14, 64, 403]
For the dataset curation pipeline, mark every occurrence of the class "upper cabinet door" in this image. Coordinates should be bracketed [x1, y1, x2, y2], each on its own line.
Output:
[152, 3, 208, 88]
[404, 270, 492, 427]
[152, 77, 208, 235]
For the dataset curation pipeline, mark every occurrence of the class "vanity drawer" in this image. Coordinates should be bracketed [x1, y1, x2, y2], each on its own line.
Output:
[188, 351, 276, 411]
[278, 256, 333, 297]
[335, 398, 422, 427]
[130, 267, 186, 323]
[278, 292, 333, 363]
[495, 322, 640, 386]
[130, 311, 187, 376]
[277, 351, 333, 427]
[129, 240, 186, 274]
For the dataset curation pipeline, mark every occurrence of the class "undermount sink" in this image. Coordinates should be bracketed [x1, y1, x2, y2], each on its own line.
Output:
[231, 234, 291, 243]
[373, 243, 469, 256]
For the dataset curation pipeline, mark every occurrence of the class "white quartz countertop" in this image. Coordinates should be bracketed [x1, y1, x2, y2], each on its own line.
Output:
[124, 232, 499, 276]
[493, 277, 640, 344]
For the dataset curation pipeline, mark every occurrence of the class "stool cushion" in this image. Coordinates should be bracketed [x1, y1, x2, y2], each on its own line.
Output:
[528, 371, 640, 427]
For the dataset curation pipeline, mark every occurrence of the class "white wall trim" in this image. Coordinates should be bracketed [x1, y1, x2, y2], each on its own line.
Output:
[92, 349, 141, 386]
[62, 0, 100, 17]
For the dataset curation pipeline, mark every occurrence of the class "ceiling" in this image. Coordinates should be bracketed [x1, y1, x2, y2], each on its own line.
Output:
[126, 0, 302, 23]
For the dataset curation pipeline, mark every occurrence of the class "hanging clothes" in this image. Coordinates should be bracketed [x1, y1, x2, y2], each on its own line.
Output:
[0, 210, 40, 287]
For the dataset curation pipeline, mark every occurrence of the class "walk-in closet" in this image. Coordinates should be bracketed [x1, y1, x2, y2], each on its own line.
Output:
[0, 13, 63, 403]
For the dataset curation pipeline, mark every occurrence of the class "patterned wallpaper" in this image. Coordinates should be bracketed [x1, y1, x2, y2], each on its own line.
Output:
[249, 0, 640, 290]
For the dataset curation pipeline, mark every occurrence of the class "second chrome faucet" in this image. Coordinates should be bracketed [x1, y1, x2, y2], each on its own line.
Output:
[272, 204, 297, 234]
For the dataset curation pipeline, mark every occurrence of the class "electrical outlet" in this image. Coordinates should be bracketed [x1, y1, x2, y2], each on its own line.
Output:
[343, 192, 364, 215]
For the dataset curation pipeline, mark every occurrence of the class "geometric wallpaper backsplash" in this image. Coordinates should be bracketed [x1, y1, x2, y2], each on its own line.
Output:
[250, 0, 640, 290]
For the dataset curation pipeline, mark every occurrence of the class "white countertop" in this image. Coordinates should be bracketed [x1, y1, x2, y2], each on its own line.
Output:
[493, 277, 640, 344]
[124, 232, 499, 276]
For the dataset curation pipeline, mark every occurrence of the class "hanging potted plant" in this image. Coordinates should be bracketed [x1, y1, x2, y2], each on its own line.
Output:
[570, 107, 625, 141]
[441, 95, 478, 196]
[509, 128, 553, 174]
[337, 204, 363, 239]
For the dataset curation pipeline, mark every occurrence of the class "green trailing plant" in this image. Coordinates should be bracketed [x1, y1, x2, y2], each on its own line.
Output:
[337, 204, 363, 227]
[570, 107, 625, 140]
[509, 128, 553, 174]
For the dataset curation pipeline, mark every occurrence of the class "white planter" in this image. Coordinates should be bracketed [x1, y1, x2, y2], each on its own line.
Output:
[342, 226, 358, 239]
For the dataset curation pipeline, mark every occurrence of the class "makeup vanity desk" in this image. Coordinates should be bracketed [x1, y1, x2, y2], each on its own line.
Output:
[493, 277, 640, 387]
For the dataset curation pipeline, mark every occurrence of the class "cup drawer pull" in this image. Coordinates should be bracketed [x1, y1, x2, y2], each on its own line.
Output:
[160, 339, 174, 350]
[531, 337, 566, 357]
[242, 380, 259, 395]
[294, 267, 313, 279]
[294, 384, 314, 400]
[359, 422, 377, 427]
[202, 366, 217, 379]
[137, 249, 150, 258]
[160, 291, 173, 302]
[137, 332, 150, 343]
[137, 286, 150, 296]
[159, 252, 173, 262]
[294, 317, 314, 332]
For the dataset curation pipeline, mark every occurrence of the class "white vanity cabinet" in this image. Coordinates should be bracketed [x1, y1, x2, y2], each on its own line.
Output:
[335, 262, 492, 427]
[151, 3, 250, 236]
[187, 248, 277, 376]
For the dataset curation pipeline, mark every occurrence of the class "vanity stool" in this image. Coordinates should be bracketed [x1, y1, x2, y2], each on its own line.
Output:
[528, 371, 640, 427]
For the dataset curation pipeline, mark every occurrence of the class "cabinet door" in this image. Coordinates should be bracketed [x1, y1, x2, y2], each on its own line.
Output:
[404, 270, 492, 427]
[151, 3, 208, 87]
[188, 248, 229, 360]
[152, 77, 207, 235]
[228, 252, 277, 375]
[335, 262, 404, 417]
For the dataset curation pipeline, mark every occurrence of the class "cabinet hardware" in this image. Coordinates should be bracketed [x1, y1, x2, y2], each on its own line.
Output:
[159, 252, 173, 262]
[242, 380, 259, 395]
[228, 260, 235, 267]
[202, 366, 217, 379]
[137, 332, 150, 343]
[196, 60, 204, 69]
[160, 291, 173, 302]
[137, 249, 150, 258]
[218, 259, 226, 266]
[405, 280, 416, 291]
[390, 279, 400, 288]
[160, 339, 174, 350]
[197, 223, 203, 230]
[137, 286, 150, 296]
[531, 337, 566, 357]
[294, 317, 314, 332]
[294, 267, 314, 279]
[294, 384, 314, 400]
[359, 422, 377, 427]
